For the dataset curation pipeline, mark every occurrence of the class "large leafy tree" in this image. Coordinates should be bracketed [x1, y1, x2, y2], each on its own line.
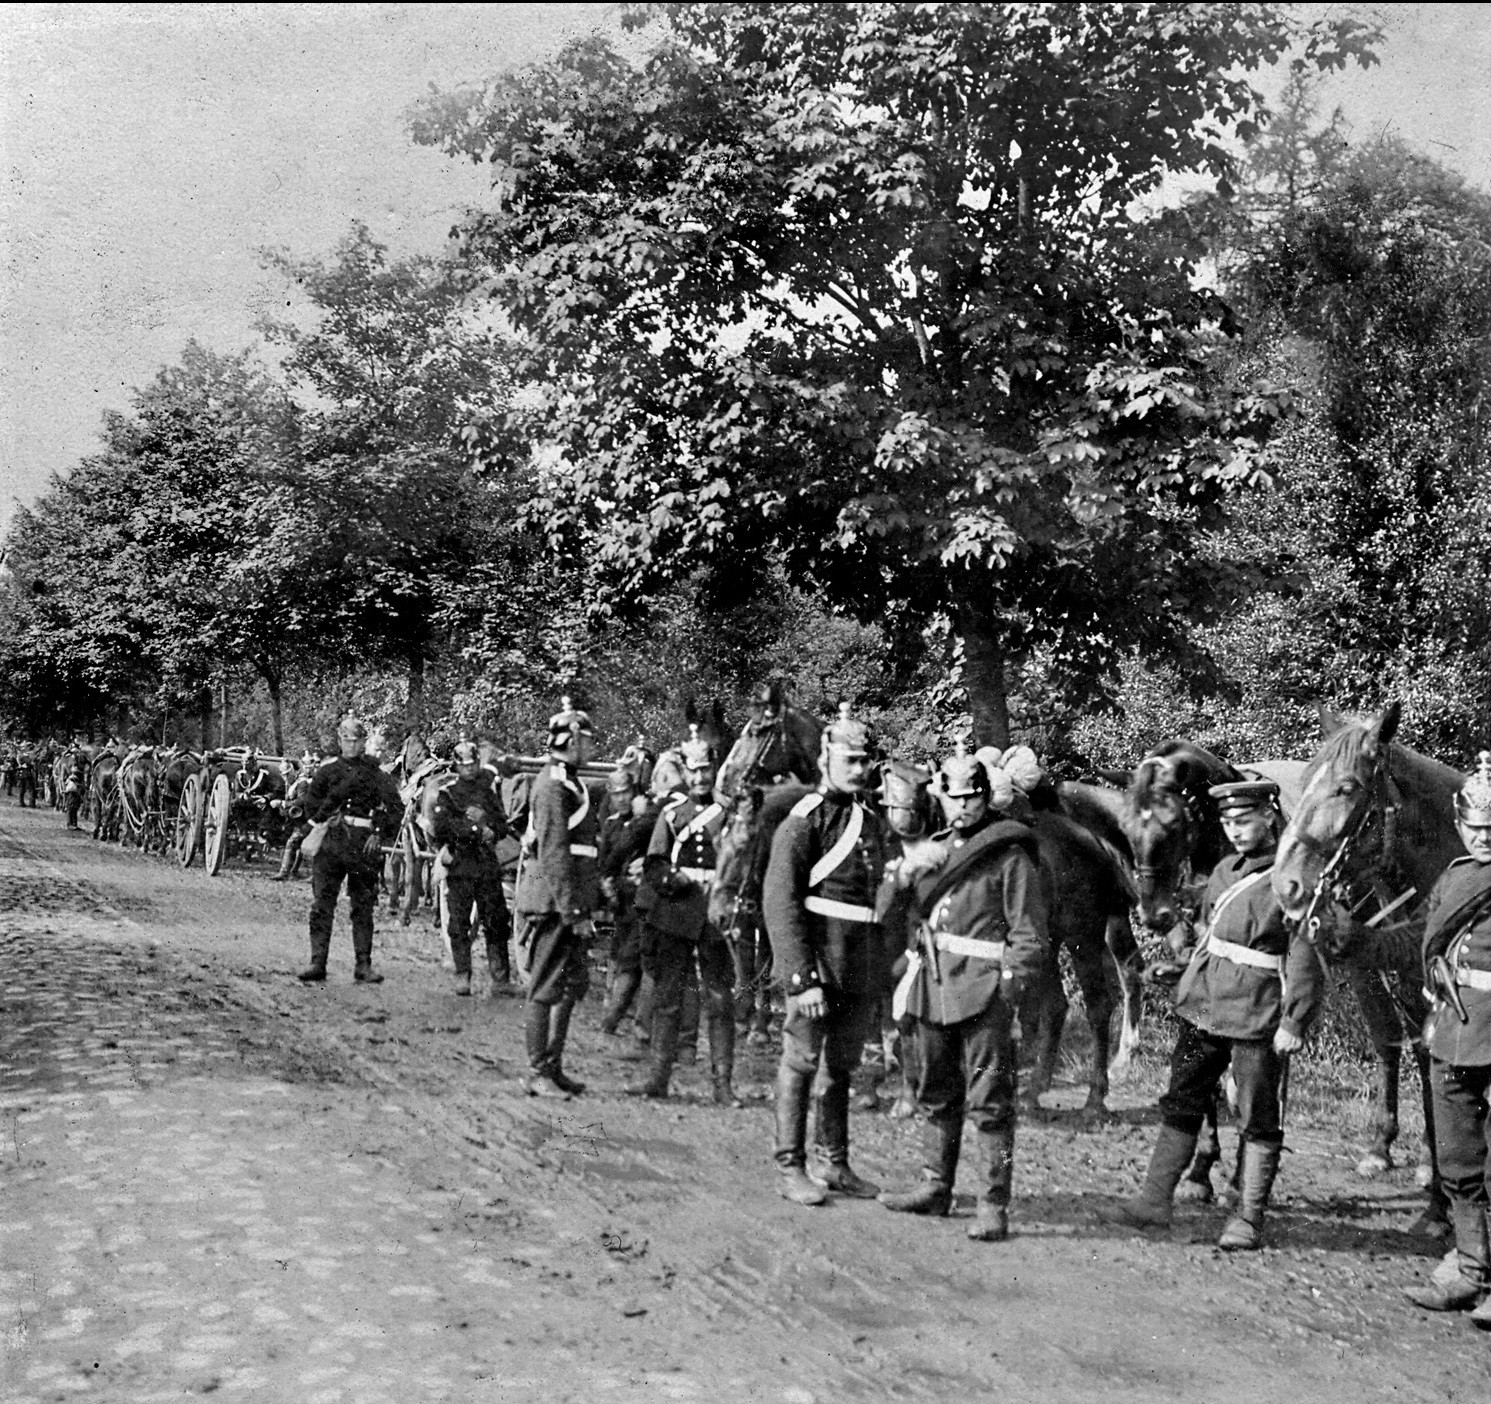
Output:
[413, 1, 1375, 744]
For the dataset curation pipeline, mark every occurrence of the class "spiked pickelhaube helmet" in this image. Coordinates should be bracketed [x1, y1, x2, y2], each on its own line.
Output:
[679, 723, 714, 771]
[938, 741, 990, 798]
[1455, 751, 1491, 825]
[546, 696, 595, 752]
[818, 701, 875, 767]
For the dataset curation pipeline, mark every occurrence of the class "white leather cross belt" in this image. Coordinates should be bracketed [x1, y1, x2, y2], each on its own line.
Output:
[804, 896, 877, 924]
[1208, 934, 1282, 973]
[569, 843, 598, 858]
[1456, 965, 1491, 992]
[342, 815, 375, 830]
[933, 933, 1006, 962]
[679, 866, 713, 885]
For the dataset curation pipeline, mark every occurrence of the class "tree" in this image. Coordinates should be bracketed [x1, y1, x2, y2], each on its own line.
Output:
[413, 2, 1376, 745]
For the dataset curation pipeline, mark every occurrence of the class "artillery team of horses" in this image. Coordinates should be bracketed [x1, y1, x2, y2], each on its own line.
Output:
[8, 693, 1466, 1239]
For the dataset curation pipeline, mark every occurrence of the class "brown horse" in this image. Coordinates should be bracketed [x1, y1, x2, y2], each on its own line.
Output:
[714, 685, 822, 803]
[1272, 702, 1464, 1235]
[88, 752, 121, 842]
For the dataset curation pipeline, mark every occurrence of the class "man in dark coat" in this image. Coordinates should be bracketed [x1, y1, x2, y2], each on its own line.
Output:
[1405, 752, 1491, 1324]
[598, 765, 658, 1039]
[627, 726, 739, 1105]
[763, 704, 887, 1206]
[878, 746, 1048, 1241]
[514, 699, 601, 1098]
[432, 741, 513, 998]
[299, 717, 403, 985]
[1100, 779, 1323, 1249]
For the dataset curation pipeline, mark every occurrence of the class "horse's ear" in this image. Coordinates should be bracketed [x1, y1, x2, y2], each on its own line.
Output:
[683, 697, 700, 726]
[1317, 701, 1344, 737]
[1097, 767, 1132, 789]
[767, 679, 784, 709]
[711, 700, 726, 733]
[1375, 700, 1402, 749]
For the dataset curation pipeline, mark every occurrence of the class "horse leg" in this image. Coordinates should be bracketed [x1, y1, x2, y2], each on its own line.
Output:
[1019, 958, 1065, 1112]
[1176, 1096, 1223, 1203]
[1069, 938, 1115, 1116]
[1347, 964, 1401, 1177]
[1409, 1042, 1452, 1238]
[1105, 912, 1144, 1072]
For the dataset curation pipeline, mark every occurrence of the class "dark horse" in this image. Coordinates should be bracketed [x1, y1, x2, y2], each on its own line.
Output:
[1272, 702, 1464, 1236]
[89, 752, 121, 842]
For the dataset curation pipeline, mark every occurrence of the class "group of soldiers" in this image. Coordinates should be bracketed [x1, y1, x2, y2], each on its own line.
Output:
[46, 690, 1482, 1326]
[1, 740, 51, 808]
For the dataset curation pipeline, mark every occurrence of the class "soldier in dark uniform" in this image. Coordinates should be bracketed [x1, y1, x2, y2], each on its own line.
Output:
[273, 746, 328, 881]
[599, 765, 658, 1039]
[764, 703, 887, 1206]
[63, 750, 87, 830]
[1405, 753, 1491, 1324]
[515, 700, 601, 1098]
[16, 745, 38, 808]
[878, 747, 1047, 1241]
[1100, 779, 1322, 1249]
[432, 741, 514, 998]
[626, 727, 740, 1105]
[298, 717, 403, 984]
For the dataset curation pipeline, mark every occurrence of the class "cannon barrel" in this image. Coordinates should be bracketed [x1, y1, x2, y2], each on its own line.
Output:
[499, 754, 621, 780]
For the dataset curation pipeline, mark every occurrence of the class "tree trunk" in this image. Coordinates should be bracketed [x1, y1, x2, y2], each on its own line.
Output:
[259, 662, 285, 757]
[406, 651, 426, 735]
[199, 688, 213, 751]
[219, 680, 230, 748]
[955, 594, 1011, 752]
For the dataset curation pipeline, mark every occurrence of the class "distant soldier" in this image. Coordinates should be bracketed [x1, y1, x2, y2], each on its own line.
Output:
[1100, 779, 1322, 1250]
[16, 745, 39, 808]
[627, 726, 739, 1105]
[1405, 752, 1491, 1325]
[878, 747, 1048, 1241]
[763, 703, 887, 1205]
[598, 764, 659, 1040]
[431, 741, 514, 998]
[63, 751, 87, 830]
[298, 717, 403, 985]
[273, 747, 327, 882]
[514, 699, 601, 1098]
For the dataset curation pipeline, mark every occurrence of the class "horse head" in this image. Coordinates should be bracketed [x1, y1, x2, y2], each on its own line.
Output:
[1267, 702, 1466, 948]
[715, 700, 823, 801]
[1122, 741, 1241, 932]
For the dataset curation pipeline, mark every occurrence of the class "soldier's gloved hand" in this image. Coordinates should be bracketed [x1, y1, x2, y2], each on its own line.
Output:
[794, 988, 828, 1020]
[600, 877, 617, 901]
[572, 917, 596, 940]
[1273, 1027, 1304, 1056]
[362, 833, 383, 861]
[626, 857, 644, 881]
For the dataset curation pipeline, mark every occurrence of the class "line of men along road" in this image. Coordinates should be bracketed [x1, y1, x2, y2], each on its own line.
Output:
[9, 690, 1491, 1333]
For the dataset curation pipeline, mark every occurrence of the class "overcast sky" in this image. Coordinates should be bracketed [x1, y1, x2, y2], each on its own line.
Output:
[2, 2, 1489, 535]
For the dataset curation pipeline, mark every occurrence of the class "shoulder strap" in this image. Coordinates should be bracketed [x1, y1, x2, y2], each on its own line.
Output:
[566, 777, 590, 831]
[1204, 869, 1270, 938]
[671, 801, 722, 865]
[790, 792, 824, 819]
[808, 800, 864, 889]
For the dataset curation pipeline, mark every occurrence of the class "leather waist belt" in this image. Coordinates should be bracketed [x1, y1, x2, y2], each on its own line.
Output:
[804, 896, 878, 924]
[342, 815, 375, 830]
[933, 933, 1006, 962]
[1208, 934, 1282, 973]
[1456, 965, 1491, 992]
[679, 867, 713, 885]
[569, 843, 598, 858]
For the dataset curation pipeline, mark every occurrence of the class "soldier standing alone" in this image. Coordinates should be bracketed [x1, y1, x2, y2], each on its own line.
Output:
[432, 741, 514, 998]
[764, 703, 887, 1206]
[1404, 752, 1491, 1326]
[298, 717, 403, 985]
[515, 699, 601, 1098]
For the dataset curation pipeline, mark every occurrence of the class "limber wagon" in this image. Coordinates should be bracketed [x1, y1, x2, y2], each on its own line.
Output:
[174, 747, 300, 876]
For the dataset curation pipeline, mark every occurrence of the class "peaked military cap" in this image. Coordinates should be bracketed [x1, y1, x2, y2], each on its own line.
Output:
[879, 758, 931, 809]
[453, 741, 480, 766]
[547, 695, 595, 750]
[822, 701, 874, 758]
[1455, 751, 1491, 825]
[679, 724, 714, 769]
[1208, 778, 1279, 815]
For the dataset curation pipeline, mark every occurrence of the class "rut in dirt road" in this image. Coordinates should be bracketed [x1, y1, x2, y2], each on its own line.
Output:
[1, 802, 1487, 1402]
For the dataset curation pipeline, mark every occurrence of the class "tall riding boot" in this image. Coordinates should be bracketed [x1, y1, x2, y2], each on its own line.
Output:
[969, 1125, 1015, 1241]
[880, 1118, 960, 1215]
[708, 999, 742, 1107]
[602, 969, 642, 1035]
[273, 842, 298, 882]
[810, 1081, 879, 1197]
[523, 1001, 569, 1098]
[487, 941, 513, 996]
[545, 1001, 584, 1095]
[1218, 1139, 1282, 1251]
[627, 973, 655, 1056]
[625, 1000, 679, 1099]
[1406, 1200, 1491, 1311]
[774, 1061, 826, 1206]
[1098, 1124, 1199, 1229]
[678, 975, 700, 1064]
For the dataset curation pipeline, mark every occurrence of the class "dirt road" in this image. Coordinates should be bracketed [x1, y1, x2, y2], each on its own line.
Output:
[1, 800, 1485, 1402]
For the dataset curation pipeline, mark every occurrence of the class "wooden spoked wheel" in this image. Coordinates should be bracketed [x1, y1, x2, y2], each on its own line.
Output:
[204, 773, 232, 876]
[175, 772, 204, 868]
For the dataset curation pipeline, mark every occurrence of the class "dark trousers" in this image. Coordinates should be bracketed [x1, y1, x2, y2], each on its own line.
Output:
[1159, 1020, 1283, 1147]
[308, 845, 380, 969]
[17, 771, 37, 807]
[915, 1000, 1018, 1136]
[446, 868, 511, 977]
[1430, 1059, 1491, 1205]
[775, 992, 872, 1169]
[65, 791, 82, 828]
[523, 912, 591, 1007]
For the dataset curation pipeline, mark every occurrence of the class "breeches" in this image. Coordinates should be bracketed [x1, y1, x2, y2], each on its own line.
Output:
[524, 912, 590, 1007]
[1159, 1020, 1283, 1146]
[1430, 1058, 1491, 1205]
[608, 902, 644, 973]
[913, 1000, 1018, 1136]
[650, 928, 733, 1021]
[309, 849, 380, 962]
[779, 991, 873, 1088]
[446, 870, 511, 973]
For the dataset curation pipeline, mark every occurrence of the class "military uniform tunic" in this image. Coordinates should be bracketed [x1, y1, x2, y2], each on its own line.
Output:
[1160, 846, 1323, 1145]
[1421, 854, 1491, 1207]
[432, 774, 512, 978]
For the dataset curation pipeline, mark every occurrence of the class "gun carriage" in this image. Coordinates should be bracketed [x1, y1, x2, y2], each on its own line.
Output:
[174, 747, 299, 875]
